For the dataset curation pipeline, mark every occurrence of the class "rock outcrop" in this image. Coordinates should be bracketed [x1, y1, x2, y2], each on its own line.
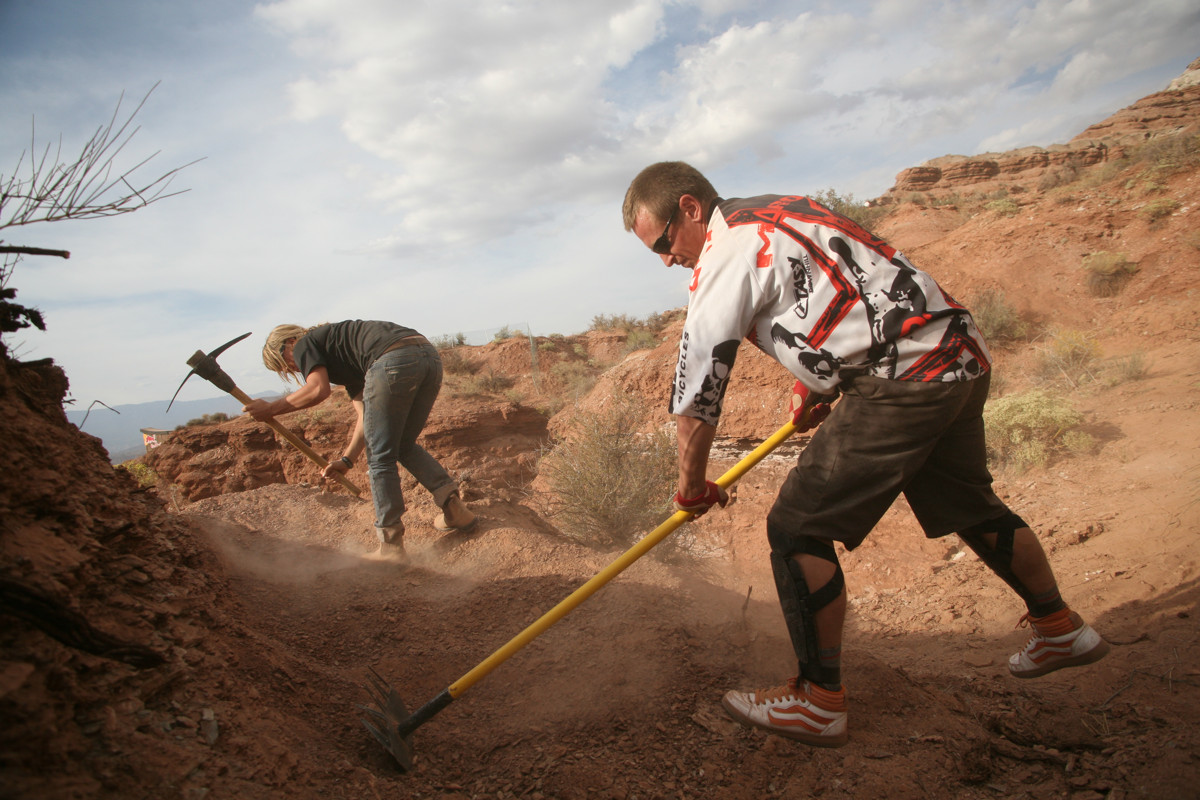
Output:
[886, 57, 1200, 200]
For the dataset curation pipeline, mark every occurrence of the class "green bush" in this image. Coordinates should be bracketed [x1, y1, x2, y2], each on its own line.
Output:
[984, 389, 1085, 473]
[625, 329, 658, 352]
[810, 187, 889, 232]
[118, 460, 158, 488]
[1140, 198, 1179, 223]
[1082, 251, 1138, 297]
[985, 198, 1020, 217]
[539, 396, 677, 552]
[969, 289, 1030, 344]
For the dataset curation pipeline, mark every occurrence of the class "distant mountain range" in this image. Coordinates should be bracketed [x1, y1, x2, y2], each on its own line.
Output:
[66, 392, 277, 464]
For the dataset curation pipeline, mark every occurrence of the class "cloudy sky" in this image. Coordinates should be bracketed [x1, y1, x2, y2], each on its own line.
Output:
[1, 0, 1197, 408]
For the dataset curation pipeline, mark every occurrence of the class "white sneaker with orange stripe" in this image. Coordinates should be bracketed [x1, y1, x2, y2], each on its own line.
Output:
[721, 677, 848, 747]
[1009, 609, 1110, 679]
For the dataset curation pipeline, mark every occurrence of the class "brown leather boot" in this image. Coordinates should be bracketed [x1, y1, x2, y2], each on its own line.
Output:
[434, 492, 477, 533]
[370, 524, 408, 562]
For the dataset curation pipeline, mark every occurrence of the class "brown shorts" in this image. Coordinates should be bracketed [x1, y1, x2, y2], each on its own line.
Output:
[766, 373, 1009, 553]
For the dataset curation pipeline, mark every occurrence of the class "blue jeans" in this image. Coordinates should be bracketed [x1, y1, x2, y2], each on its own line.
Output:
[362, 343, 456, 530]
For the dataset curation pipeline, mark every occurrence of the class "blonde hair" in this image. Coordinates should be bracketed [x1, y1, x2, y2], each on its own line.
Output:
[262, 324, 318, 383]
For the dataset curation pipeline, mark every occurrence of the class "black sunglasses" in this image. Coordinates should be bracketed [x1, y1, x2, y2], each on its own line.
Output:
[651, 204, 678, 255]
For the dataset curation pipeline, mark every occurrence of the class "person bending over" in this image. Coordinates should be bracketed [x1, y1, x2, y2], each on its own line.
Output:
[245, 320, 477, 560]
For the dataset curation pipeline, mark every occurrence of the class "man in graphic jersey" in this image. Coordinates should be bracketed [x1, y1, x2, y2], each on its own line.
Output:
[623, 161, 1108, 748]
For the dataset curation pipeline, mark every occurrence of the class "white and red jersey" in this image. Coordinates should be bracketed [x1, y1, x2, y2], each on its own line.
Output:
[671, 195, 991, 426]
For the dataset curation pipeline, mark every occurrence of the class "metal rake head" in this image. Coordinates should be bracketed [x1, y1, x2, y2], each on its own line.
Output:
[358, 666, 415, 772]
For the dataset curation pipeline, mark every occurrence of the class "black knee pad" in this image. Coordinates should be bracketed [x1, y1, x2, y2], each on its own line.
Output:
[959, 511, 1036, 605]
[768, 522, 844, 685]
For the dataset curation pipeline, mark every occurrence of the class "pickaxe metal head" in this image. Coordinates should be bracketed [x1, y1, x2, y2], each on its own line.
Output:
[166, 331, 252, 412]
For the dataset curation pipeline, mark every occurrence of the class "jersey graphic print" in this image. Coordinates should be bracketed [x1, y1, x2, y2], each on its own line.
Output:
[670, 195, 990, 425]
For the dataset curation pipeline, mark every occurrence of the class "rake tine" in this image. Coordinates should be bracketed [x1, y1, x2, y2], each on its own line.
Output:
[358, 666, 414, 771]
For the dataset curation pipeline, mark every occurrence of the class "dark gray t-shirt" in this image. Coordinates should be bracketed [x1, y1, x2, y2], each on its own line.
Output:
[293, 320, 418, 398]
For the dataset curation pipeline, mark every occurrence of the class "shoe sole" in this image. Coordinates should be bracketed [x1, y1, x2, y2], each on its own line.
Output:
[1010, 638, 1111, 679]
[720, 695, 849, 748]
[434, 518, 478, 533]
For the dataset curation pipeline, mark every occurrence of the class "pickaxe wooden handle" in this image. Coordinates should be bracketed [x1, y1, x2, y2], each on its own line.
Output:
[184, 349, 364, 497]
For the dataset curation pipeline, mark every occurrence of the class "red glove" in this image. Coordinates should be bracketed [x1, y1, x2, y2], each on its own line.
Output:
[790, 380, 833, 432]
[673, 481, 730, 518]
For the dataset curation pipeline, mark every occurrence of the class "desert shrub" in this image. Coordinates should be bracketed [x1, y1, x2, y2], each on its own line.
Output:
[440, 348, 479, 375]
[1101, 351, 1148, 387]
[1082, 251, 1138, 297]
[1037, 329, 1101, 387]
[970, 289, 1030, 344]
[572, 343, 588, 358]
[592, 310, 685, 337]
[538, 340, 557, 352]
[461, 370, 513, 395]
[431, 332, 467, 349]
[548, 360, 597, 400]
[492, 325, 514, 342]
[293, 406, 331, 425]
[1061, 429, 1097, 457]
[1038, 162, 1082, 191]
[1132, 133, 1200, 174]
[1140, 198, 1179, 223]
[118, 460, 158, 488]
[985, 198, 1020, 217]
[1077, 158, 1130, 190]
[590, 313, 638, 332]
[178, 411, 230, 430]
[984, 389, 1084, 473]
[928, 193, 962, 208]
[641, 308, 686, 332]
[625, 329, 658, 352]
[539, 396, 677, 552]
[810, 187, 889, 232]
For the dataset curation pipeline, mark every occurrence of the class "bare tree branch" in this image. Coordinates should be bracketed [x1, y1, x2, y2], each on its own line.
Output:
[0, 83, 202, 233]
[0, 246, 70, 259]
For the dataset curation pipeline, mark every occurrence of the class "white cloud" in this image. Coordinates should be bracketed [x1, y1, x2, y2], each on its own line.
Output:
[253, 0, 671, 254]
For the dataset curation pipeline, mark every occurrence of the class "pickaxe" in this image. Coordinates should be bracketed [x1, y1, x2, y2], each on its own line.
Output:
[168, 332, 363, 497]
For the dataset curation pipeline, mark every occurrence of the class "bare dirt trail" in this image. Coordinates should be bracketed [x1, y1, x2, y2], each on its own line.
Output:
[168, 314, 1200, 800]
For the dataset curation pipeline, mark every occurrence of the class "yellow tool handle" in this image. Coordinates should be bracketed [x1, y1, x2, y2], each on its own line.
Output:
[446, 416, 801, 698]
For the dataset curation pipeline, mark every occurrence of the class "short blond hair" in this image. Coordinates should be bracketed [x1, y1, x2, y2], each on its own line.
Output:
[262, 324, 317, 383]
[622, 161, 718, 231]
